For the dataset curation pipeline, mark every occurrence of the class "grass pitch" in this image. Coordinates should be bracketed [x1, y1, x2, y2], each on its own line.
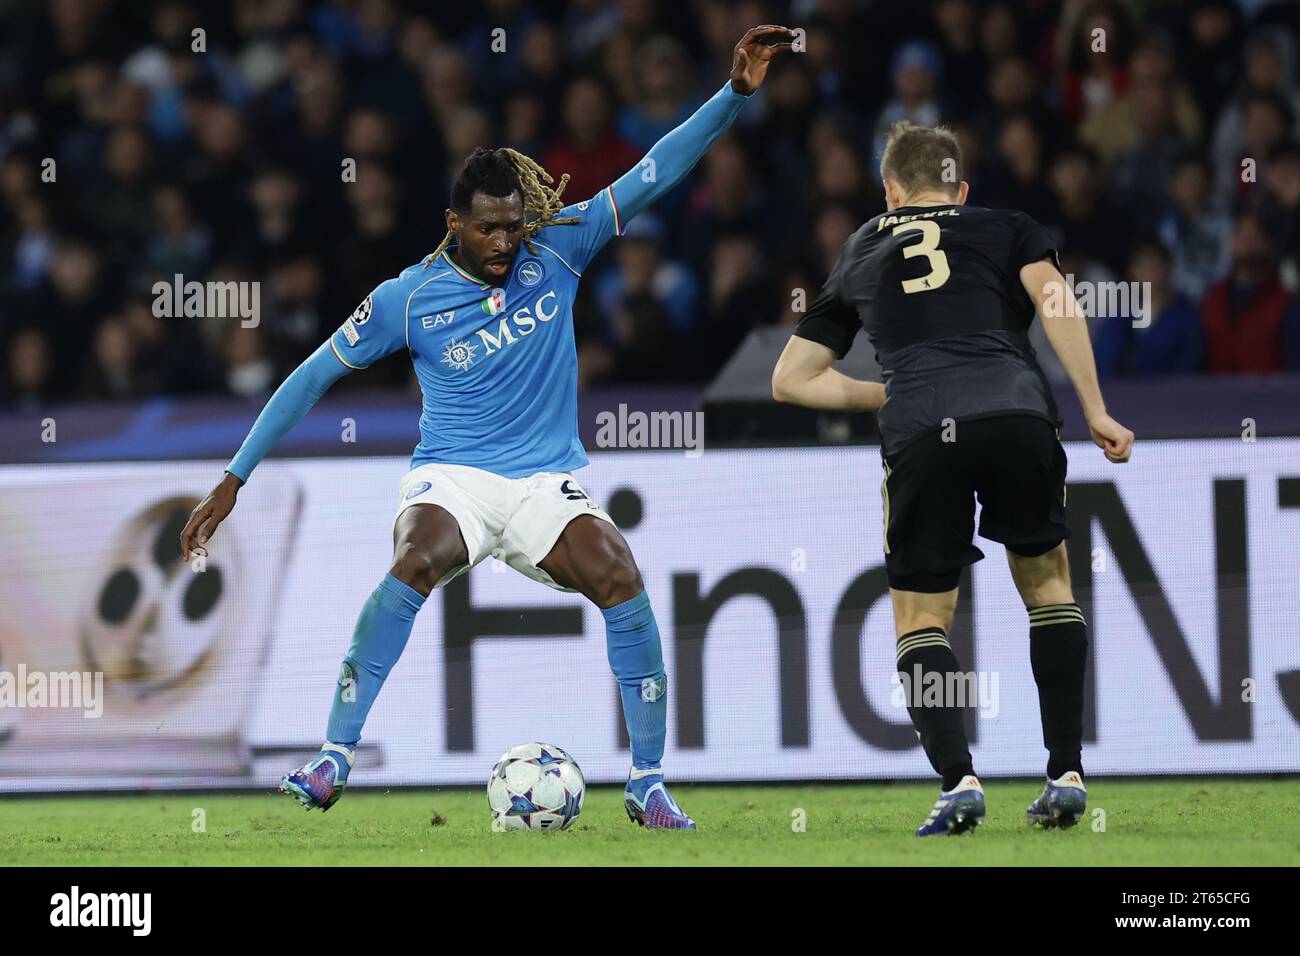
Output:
[1, 779, 1295, 866]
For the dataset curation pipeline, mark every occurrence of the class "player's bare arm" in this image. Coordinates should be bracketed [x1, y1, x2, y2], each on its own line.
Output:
[1020, 258, 1135, 463]
[771, 337, 886, 411]
[728, 25, 795, 95]
[179, 470, 242, 562]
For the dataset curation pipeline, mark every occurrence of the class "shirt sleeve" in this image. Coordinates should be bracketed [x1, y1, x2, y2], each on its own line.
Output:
[226, 277, 408, 482]
[1010, 211, 1061, 271]
[225, 340, 351, 482]
[793, 254, 861, 359]
[328, 277, 408, 369]
[532, 187, 623, 275]
[534, 81, 753, 274]
[609, 81, 751, 223]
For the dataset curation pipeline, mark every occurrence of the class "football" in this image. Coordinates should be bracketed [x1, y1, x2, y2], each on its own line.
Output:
[486, 742, 586, 831]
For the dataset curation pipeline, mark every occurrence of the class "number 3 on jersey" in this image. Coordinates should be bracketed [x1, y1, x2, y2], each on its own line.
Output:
[893, 220, 951, 294]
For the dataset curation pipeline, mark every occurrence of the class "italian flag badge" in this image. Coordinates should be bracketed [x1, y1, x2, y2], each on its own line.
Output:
[481, 289, 506, 315]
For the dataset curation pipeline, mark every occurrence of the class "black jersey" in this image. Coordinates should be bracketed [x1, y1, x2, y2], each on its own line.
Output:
[794, 204, 1063, 455]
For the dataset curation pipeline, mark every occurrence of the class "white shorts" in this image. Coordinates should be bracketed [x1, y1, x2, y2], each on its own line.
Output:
[394, 463, 616, 592]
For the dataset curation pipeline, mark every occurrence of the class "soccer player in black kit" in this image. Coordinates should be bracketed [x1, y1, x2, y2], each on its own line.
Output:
[772, 122, 1134, 836]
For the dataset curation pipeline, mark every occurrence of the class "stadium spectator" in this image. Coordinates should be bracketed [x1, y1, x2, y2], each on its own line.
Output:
[980, 2, 1021, 63]
[1093, 241, 1204, 376]
[1157, 153, 1235, 302]
[3, 326, 56, 408]
[145, 182, 213, 280]
[543, 75, 640, 207]
[85, 313, 146, 400]
[617, 36, 694, 152]
[931, 0, 985, 116]
[8, 195, 56, 291]
[1211, 27, 1300, 203]
[1201, 213, 1294, 373]
[1079, 39, 1202, 164]
[37, 239, 117, 397]
[1098, 43, 1202, 231]
[222, 322, 275, 397]
[1044, 144, 1120, 271]
[2, 0, 1300, 407]
[697, 225, 774, 375]
[986, 113, 1055, 224]
[1053, 0, 1138, 129]
[1256, 139, 1300, 290]
[1183, 0, 1245, 127]
[872, 40, 943, 162]
[593, 213, 698, 337]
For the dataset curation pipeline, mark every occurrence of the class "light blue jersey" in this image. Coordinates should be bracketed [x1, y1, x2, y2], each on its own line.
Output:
[225, 81, 751, 484]
[329, 189, 623, 477]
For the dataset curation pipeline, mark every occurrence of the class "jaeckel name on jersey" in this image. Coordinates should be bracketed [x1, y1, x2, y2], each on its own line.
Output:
[794, 204, 1063, 455]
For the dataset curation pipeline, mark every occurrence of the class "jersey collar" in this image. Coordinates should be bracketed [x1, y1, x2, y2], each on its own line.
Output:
[441, 247, 494, 290]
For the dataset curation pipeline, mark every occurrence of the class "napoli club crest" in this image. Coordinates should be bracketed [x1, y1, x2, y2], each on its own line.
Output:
[516, 259, 544, 287]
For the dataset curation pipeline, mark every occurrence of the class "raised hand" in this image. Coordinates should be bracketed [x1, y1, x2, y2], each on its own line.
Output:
[730, 24, 794, 96]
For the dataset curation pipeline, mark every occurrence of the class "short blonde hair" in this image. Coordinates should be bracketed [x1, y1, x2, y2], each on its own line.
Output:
[880, 121, 963, 198]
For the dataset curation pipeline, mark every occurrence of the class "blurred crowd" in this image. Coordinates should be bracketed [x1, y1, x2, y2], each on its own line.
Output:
[2, 0, 1300, 409]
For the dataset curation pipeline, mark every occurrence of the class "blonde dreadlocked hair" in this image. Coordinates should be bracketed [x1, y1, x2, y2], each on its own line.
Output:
[422, 147, 581, 269]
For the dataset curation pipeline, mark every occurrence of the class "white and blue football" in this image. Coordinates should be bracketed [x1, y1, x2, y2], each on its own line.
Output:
[487, 742, 586, 831]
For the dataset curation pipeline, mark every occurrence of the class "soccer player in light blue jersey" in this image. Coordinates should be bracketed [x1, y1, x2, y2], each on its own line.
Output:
[179, 25, 793, 829]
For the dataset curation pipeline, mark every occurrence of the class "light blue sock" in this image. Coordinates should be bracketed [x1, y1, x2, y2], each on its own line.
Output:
[325, 574, 426, 768]
[602, 590, 666, 771]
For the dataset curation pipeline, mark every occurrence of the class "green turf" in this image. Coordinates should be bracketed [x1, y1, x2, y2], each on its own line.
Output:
[1, 779, 1296, 866]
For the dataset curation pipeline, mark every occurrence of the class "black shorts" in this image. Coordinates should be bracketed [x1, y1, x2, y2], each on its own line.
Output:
[881, 415, 1070, 592]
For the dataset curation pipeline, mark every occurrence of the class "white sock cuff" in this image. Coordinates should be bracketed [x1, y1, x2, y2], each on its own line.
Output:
[323, 742, 356, 767]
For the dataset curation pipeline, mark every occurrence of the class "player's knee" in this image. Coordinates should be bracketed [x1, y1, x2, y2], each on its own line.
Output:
[594, 555, 644, 609]
[390, 538, 460, 595]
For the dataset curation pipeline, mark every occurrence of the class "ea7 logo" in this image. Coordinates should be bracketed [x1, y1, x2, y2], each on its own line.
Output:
[421, 311, 454, 329]
[50, 886, 152, 936]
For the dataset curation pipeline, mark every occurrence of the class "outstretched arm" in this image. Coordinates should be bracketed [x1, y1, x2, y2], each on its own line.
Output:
[609, 25, 792, 223]
[225, 341, 351, 481]
[180, 342, 351, 560]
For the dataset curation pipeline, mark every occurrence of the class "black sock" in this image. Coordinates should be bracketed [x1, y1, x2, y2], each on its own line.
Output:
[896, 627, 974, 791]
[1028, 603, 1088, 780]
